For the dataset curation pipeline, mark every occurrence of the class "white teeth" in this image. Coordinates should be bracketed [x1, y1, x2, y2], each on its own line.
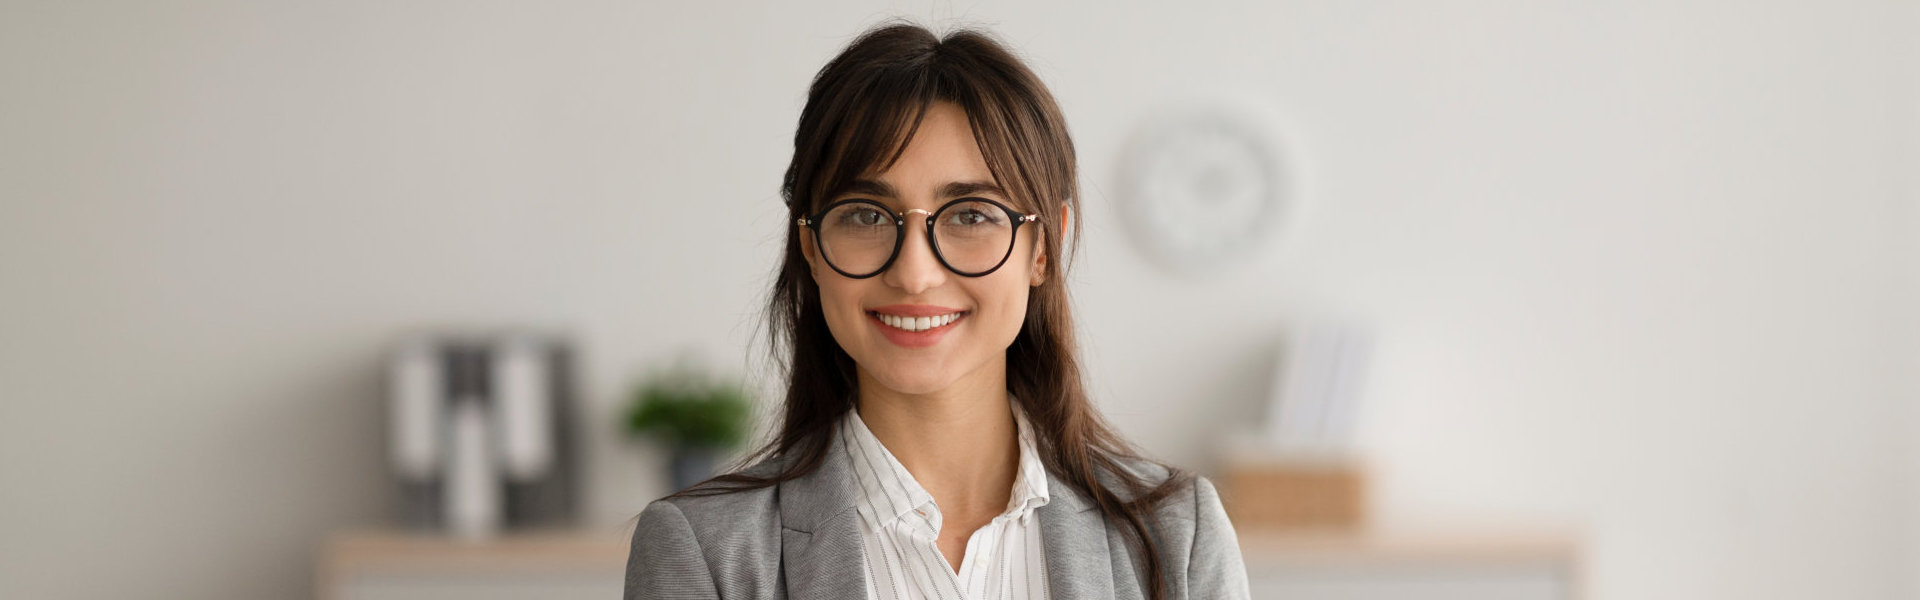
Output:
[877, 312, 961, 332]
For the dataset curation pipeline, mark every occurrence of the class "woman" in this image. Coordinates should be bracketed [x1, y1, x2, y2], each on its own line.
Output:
[626, 22, 1250, 600]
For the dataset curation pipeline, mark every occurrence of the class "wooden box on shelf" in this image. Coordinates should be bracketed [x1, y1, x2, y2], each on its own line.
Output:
[1216, 447, 1368, 530]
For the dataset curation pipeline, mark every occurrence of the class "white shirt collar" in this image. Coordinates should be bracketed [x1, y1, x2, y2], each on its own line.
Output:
[840, 393, 1052, 528]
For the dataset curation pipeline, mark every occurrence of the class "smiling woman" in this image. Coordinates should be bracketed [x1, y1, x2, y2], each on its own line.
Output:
[624, 21, 1250, 600]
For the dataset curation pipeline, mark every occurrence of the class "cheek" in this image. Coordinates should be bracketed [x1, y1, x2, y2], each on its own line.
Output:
[976, 278, 1033, 340]
[813, 279, 869, 350]
[815, 281, 852, 325]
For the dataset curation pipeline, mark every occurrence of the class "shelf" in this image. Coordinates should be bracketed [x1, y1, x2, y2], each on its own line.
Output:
[1238, 527, 1580, 564]
[316, 528, 627, 600]
[318, 525, 1581, 600]
[1237, 527, 1583, 600]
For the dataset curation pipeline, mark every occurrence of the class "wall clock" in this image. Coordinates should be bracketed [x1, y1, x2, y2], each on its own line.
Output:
[1116, 103, 1295, 277]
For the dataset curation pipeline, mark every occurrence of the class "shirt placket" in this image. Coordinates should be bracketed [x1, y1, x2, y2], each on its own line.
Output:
[891, 502, 965, 600]
[959, 516, 1005, 598]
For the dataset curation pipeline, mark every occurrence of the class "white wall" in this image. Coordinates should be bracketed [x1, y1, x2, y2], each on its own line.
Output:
[1904, 2, 1920, 599]
[1, 1, 1911, 598]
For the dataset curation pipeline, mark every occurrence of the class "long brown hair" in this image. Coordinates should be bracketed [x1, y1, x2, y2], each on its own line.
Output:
[667, 21, 1194, 599]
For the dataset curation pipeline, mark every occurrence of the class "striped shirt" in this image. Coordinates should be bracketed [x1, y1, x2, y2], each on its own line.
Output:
[839, 395, 1052, 600]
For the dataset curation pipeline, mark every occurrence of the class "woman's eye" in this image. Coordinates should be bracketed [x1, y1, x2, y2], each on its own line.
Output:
[838, 208, 887, 227]
[946, 207, 1001, 227]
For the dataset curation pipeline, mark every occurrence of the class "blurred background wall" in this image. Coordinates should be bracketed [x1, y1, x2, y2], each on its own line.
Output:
[1, 1, 1914, 598]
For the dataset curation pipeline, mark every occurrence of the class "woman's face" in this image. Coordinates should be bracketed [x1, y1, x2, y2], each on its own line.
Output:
[800, 101, 1047, 397]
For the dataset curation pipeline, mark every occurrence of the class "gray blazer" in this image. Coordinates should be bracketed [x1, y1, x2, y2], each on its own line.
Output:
[624, 423, 1251, 599]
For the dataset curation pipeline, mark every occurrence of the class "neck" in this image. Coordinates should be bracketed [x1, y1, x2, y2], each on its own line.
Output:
[854, 363, 1020, 518]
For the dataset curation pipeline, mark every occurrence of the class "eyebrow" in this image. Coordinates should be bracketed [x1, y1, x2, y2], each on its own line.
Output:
[840, 179, 1010, 201]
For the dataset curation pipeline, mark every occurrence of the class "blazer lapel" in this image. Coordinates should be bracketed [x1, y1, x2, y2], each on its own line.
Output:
[772, 419, 1139, 600]
[776, 422, 869, 600]
[1039, 469, 1134, 599]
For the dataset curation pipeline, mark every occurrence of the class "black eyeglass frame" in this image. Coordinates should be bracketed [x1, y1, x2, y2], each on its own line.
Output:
[797, 197, 1042, 279]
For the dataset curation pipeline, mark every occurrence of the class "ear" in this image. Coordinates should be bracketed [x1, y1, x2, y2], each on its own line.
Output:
[798, 221, 820, 278]
[1029, 238, 1045, 287]
[1029, 202, 1068, 287]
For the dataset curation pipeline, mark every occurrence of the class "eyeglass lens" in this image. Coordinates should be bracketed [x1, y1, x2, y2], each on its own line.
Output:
[816, 200, 1018, 277]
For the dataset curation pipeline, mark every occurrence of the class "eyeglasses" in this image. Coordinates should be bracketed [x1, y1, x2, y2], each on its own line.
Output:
[797, 197, 1041, 279]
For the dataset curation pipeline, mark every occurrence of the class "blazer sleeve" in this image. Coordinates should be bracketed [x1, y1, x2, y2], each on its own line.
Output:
[1188, 476, 1252, 599]
[625, 499, 722, 600]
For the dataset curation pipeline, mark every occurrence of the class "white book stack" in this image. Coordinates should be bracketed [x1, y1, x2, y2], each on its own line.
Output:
[1266, 321, 1372, 454]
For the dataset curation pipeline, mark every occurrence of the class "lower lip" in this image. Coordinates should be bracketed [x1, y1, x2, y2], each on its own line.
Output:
[869, 312, 966, 348]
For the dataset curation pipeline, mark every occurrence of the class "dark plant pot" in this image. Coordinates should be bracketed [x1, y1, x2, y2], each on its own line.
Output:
[669, 445, 724, 492]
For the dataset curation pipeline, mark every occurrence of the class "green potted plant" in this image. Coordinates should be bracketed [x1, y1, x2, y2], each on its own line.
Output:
[624, 364, 752, 492]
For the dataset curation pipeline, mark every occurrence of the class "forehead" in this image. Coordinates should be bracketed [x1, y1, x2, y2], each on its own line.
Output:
[845, 103, 1000, 197]
[882, 102, 990, 178]
[860, 102, 990, 180]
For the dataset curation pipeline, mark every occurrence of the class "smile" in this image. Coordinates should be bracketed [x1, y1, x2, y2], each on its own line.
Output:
[870, 311, 966, 332]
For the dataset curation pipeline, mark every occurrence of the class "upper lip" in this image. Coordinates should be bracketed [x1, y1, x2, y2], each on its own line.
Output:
[869, 304, 967, 317]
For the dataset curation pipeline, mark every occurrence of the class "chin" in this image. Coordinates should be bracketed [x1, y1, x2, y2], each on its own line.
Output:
[859, 359, 961, 396]
[871, 372, 954, 396]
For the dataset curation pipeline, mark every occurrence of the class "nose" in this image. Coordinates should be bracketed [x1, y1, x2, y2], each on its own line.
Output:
[883, 209, 946, 294]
